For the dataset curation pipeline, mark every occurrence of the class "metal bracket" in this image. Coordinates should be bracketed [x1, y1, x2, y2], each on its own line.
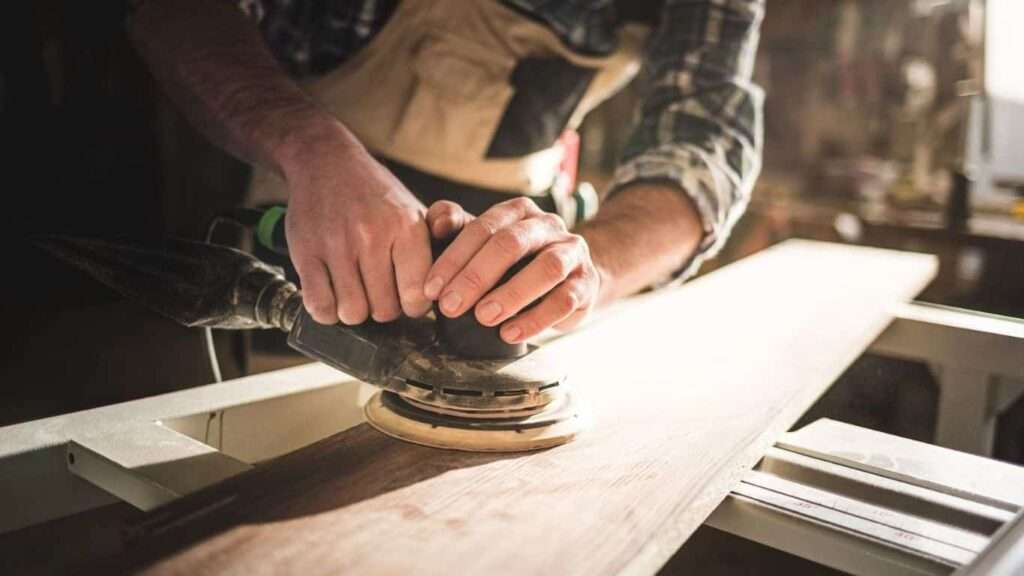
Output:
[707, 419, 1024, 575]
[66, 423, 251, 511]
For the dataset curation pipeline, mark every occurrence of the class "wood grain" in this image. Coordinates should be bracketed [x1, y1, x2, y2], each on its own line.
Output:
[126, 240, 937, 575]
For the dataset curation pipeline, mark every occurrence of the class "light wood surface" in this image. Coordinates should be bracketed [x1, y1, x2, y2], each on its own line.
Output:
[127, 240, 937, 575]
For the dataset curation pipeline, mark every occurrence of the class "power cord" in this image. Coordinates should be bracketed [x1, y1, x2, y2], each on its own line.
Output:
[201, 211, 262, 449]
[202, 215, 241, 384]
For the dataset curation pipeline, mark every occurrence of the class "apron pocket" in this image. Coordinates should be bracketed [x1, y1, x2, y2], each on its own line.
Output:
[390, 32, 515, 162]
[486, 57, 597, 158]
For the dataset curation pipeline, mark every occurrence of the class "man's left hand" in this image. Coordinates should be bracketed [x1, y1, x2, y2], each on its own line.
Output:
[423, 198, 600, 344]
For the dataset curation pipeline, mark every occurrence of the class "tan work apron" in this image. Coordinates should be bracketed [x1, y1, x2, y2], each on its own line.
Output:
[249, 0, 648, 223]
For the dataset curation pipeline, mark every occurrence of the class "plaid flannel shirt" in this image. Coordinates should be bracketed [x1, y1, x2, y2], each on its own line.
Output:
[246, 0, 764, 281]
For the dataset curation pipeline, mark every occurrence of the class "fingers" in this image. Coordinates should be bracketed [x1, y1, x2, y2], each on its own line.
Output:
[295, 218, 433, 325]
[498, 270, 595, 343]
[293, 256, 337, 324]
[473, 234, 587, 326]
[392, 220, 433, 317]
[426, 200, 471, 240]
[360, 266, 400, 322]
[284, 153, 439, 325]
[355, 238, 401, 323]
[325, 252, 370, 325]
[440, 217, 568, 318]
[289, 189, 595, 335]
[425, 197, 541, 301]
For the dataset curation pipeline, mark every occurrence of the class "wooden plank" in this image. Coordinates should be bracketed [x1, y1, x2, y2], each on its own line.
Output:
[125, 240, 937, 575]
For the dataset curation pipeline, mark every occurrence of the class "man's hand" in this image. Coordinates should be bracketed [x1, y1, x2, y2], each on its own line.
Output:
[423, 198, 600, 344]
[130, 0, 435, 327]
[283, 132, 433, 325]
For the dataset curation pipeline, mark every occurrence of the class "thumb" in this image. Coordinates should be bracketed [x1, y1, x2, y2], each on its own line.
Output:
[426, 200, 472, 240]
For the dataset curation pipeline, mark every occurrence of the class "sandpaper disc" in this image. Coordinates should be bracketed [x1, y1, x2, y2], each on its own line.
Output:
[364, 390, 588, 453]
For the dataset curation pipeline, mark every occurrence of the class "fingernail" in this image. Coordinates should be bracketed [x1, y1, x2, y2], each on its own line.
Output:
[440, 291, 462, 315]
[502, 324, 522, 343]
[431, 217, 449, 237]
[478, 301, 502, 324]
[424, 276, 444, 299]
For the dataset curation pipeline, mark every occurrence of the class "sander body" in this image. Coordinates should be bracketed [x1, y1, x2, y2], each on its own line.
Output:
[36, 225, 585, 452]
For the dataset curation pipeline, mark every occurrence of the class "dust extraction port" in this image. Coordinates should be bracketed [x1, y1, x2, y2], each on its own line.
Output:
[404, 379, 433, 391]
[493, 389, 529, 397]
[441, 388, 484, 397]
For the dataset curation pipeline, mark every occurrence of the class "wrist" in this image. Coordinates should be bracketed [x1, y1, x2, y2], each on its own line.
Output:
[578, 182, 704, 304]
[272, 112, 367, 186]
[578, 227, 622, 307]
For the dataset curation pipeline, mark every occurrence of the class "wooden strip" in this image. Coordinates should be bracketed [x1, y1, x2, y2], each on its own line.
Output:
[126, 240, 937, 575]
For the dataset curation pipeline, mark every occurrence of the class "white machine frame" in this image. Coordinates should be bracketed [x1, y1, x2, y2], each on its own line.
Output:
[872, 302, 1024, 455]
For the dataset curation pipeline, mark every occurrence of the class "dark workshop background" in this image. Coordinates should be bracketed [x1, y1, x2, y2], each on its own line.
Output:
[2, 0, 1023, 468]
[2, 0, 252, 426]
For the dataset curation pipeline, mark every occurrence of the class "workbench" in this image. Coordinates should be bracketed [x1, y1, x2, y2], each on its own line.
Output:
[3, 239, 1022, 574]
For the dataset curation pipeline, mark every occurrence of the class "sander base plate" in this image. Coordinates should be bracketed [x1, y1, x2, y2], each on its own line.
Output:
[364, 390, 587, 452]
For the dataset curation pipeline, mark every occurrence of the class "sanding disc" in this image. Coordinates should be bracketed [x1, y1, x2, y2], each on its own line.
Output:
[364, 390, 588, 453]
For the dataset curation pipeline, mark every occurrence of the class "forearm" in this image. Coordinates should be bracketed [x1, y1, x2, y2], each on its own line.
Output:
[129, 0, 359, 177]
[608, 0, 764, 286]
[578, 183, 703, 306]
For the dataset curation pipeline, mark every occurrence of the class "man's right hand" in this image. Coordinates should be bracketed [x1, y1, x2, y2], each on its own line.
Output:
[280, 129, 434, 326]
[131, 0, 437, 327]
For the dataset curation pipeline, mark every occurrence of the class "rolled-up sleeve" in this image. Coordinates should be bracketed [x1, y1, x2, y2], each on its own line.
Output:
[611, 0, 765, 282]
